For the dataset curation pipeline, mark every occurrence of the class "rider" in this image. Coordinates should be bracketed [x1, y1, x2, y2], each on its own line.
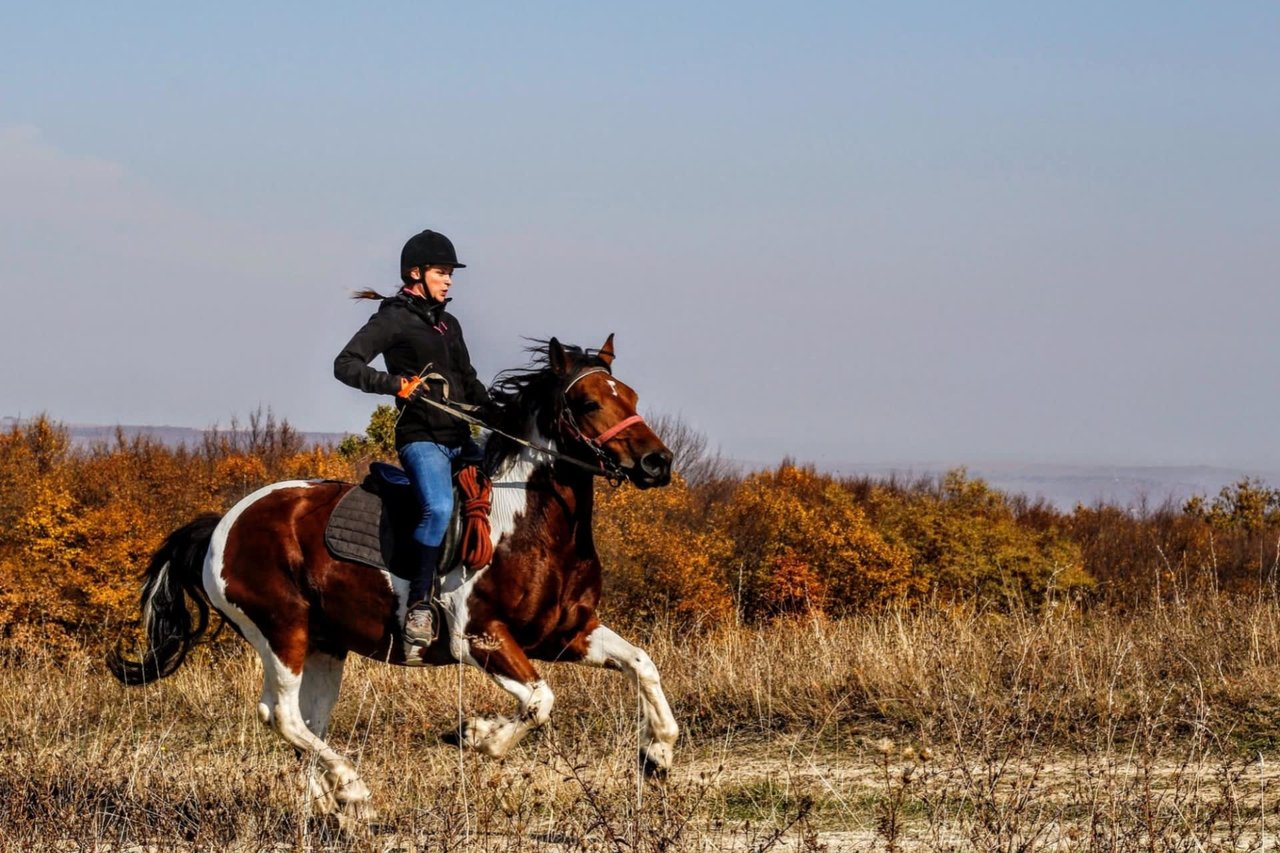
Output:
[334, 228, 490, 646]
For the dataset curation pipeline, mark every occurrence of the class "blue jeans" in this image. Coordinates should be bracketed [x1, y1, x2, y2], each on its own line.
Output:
[398, 441, 460, 548]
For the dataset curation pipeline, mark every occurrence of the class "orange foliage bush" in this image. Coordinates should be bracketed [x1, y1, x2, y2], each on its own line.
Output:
[2, 411, 1276, 639]
[714, 463, 919, 618]
[594, 475, 735, 627]
[0, 414, 355, 637]
[859, 469, 1092, 602]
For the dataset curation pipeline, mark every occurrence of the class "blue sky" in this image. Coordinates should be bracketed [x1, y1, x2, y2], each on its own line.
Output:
[2, 3, 1278, 467]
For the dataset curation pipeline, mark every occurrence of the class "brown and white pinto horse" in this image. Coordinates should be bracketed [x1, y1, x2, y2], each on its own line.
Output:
[108, 335, 676, 816]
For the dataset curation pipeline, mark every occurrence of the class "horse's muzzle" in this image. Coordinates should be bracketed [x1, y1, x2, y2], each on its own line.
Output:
[635, 449, 673, 488]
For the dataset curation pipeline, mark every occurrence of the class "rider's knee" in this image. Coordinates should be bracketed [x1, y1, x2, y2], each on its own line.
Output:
[423, 492, 453, 524]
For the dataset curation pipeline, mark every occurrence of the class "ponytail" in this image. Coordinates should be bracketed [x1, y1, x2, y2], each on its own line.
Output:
[351, 289, 387, 301]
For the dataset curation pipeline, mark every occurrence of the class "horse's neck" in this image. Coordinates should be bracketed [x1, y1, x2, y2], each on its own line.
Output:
[488, 421, 593, 547]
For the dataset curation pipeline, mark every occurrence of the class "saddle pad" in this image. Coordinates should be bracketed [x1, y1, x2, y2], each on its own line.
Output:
[324, 481, 463, 580]
[325, 485, 394, 573]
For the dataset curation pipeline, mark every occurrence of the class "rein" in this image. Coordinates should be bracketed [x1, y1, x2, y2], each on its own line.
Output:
[405, 366, 644, 485]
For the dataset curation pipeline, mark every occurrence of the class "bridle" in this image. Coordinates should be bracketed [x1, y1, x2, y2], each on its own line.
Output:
[404, 364, 648, 485]
[555, 366, 647, 484]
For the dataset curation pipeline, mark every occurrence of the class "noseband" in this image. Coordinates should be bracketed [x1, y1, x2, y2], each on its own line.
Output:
[558, 367, 647, 483]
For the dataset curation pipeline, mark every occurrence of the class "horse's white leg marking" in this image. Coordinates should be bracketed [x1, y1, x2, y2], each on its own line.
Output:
[463, 677, 554, 759]
[436, 564, 490, 665]
[205, 482, 313, 726]
[266, 652, 371, 808]
[584, 624, 679, 772]
[203, 480, 371, 810]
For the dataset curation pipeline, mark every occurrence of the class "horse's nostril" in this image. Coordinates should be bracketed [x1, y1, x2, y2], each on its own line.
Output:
[641, 451, 672, 478]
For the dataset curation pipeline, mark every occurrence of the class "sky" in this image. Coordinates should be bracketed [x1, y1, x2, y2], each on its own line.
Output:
[2, 2, 1278, 468]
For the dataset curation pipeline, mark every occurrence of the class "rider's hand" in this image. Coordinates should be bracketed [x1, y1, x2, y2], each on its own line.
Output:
[397, 376, 426, 401]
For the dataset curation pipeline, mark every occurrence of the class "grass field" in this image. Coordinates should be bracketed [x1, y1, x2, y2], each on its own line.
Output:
[4, 594, 1280, 850]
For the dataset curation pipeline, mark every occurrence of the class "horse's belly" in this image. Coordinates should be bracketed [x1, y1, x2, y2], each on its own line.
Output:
[313, 561, 400, 656]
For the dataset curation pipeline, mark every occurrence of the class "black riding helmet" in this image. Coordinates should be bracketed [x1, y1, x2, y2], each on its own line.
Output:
[400, 229, 466, 280]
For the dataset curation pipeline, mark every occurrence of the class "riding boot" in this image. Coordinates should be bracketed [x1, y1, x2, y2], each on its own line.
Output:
[404, 543, 442, 645]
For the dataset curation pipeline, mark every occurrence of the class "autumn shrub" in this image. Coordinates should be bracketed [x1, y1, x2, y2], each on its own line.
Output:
[711, 463, 919, 619]
[0, 413, 355, 638]
[1184, 478, 1280, 591]
[5, 409, 1280, 642]
[336, 402, 399, 467]
[1073, 479, 1280, 601]
[595, 474, 735, 627]
[855, 468, 1092, 603]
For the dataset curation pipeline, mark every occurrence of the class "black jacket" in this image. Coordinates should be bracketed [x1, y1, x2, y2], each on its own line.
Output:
[334, 291, 490, 448]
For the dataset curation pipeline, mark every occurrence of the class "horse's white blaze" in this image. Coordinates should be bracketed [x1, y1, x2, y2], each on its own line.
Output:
[584, 624, 679, 767]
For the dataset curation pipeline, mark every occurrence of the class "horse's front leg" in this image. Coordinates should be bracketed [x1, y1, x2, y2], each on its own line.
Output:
[459, 622, 554, 758]
[572, 622, 678, 778]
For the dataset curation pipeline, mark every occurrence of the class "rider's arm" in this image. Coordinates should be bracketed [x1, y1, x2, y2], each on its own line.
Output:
[334, 309, 402, 396]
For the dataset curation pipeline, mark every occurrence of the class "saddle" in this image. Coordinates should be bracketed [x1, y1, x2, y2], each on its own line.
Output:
[324, 461, 494, 579]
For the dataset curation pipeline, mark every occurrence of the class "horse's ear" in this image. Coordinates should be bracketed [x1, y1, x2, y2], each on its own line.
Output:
[548, 337, 571, 376]
[597, 333, 615, 368]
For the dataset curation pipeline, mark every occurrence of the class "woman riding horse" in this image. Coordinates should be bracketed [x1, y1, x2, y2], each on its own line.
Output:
[108, 333, 678, 817]
[334, 228, 489, 646]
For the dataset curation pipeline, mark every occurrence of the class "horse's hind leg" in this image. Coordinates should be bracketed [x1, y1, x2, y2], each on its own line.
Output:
[297, 651, 349, 813]
[458, 623, 554, 758]
[570, 622, 678, 778]
[248, 639, 372, 816]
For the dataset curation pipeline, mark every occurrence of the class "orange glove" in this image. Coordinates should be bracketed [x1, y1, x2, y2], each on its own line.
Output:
[397, 376, 426, 400]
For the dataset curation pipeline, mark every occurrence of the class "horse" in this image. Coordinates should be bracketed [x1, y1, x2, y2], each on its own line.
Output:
[107, 335, 677, 817]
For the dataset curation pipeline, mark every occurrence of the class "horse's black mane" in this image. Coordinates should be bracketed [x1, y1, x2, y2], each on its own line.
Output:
[483, 339, 610, 474]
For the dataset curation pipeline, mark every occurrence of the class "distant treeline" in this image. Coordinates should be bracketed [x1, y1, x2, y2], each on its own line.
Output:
[2, 410, 1277, 640]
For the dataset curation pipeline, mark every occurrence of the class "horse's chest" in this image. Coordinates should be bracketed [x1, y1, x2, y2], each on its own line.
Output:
[472, 557, 599, 632]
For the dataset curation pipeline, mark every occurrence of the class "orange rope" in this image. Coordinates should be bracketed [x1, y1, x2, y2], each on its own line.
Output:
[457, 465, 494, 569]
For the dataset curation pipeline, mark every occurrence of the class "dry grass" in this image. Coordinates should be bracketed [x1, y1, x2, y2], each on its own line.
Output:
[4, 595, 1280, 850]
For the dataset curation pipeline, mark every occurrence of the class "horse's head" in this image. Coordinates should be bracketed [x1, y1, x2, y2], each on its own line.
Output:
[550, 334, 672, 489]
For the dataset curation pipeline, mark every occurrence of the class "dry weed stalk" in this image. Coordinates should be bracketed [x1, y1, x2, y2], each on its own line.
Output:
[2, 592, 1279, 849]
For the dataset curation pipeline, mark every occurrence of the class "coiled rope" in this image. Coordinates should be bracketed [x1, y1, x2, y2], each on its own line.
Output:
[457, 465, 494, 569]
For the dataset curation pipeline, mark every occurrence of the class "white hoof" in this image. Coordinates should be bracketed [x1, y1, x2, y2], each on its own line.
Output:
[464, 717, 514, 758]
[641, 742, 673, 777]
[305, 771, 339, 815]
[336, 801, 377, 836]
[333, 776, 372, 806]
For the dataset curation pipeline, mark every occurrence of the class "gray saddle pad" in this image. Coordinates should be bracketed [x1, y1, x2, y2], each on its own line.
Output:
[324, 483, 461, 580]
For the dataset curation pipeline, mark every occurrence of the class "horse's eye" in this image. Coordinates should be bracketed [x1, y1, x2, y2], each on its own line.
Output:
[575, 400, 601, 414]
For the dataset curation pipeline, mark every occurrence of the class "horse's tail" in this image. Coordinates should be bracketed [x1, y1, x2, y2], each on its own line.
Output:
[106, 513, 223, 686]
